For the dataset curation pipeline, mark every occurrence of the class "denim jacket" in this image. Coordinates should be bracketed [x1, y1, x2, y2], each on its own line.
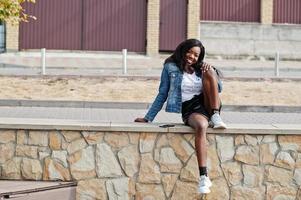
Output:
[144, 62, 223, 122]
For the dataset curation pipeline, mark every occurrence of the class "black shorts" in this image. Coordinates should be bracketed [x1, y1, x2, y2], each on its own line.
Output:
[181, 93, 221, 125]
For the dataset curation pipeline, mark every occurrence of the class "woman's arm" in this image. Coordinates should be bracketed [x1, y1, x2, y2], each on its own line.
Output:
[135, 64, 170, 122]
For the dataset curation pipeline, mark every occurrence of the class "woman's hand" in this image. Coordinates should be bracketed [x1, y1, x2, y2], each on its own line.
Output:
[201, 62, 213, 73]
[134, 118, 148, 123]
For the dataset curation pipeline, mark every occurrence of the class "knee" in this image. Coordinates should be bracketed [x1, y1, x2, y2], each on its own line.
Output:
[203, 69, 217, 81]
[194, 121, 209, 134]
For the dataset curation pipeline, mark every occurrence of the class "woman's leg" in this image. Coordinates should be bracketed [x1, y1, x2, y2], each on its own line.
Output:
[202, 69, 227, 129]
[202, 69, 220, 114]
[187, 113, 212, 193]
[187, 113, 209, 169]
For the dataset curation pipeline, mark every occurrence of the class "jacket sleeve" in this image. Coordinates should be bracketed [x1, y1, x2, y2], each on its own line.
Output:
[144, 64, 170, 122]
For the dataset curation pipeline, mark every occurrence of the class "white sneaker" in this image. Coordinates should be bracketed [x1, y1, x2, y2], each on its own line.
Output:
[210, 113, 227, 129]
[198, 175, 212, 194]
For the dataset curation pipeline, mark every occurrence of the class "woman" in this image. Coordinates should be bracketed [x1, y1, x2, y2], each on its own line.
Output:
[135, 39, 226, 194]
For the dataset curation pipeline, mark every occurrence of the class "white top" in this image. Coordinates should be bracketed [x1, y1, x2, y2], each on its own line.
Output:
[181, 72, 202, 102]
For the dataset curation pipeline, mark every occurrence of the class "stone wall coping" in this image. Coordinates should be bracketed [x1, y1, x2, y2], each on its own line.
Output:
[0, 117, 300, 135]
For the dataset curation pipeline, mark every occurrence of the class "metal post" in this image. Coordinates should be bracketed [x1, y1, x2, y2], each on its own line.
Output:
[274, 51, 279, 77]
[41, 48, 46, 75]
[122, 49, 127, 74]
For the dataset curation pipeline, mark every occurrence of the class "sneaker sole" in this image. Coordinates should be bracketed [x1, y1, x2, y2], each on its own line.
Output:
[213, 123, 227, 129]
[199, 187, 211, 194]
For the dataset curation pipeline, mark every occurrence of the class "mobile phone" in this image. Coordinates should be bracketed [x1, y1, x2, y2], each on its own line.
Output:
[159, 124, 175, 128]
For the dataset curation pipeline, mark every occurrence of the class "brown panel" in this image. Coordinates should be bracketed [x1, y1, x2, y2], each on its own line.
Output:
[201, 0, 260, 22]
[83, 0, 147, 52]
[274, 0, 301, 24]
[19, 0, 82, 50]
[159, 0, 187, 52]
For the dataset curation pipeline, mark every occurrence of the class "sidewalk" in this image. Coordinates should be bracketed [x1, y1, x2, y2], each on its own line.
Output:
[0, 102, 300, 125]
[1, 51, 301, 77]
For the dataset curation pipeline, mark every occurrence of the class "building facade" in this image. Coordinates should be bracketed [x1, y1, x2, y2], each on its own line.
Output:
[4, 0, 301, 56]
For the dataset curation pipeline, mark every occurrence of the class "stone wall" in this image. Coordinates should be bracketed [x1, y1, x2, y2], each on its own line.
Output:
[1, 129, 301, 199]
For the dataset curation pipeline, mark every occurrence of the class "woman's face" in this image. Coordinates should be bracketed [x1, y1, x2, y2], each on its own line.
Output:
[184, 46, 201, 66]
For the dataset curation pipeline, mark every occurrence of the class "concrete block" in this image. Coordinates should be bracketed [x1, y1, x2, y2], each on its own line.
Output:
[200, 23, 253, 40]
[251, 25, 279, 41]
[278, 27, 301, 41]
[202, 38, 254, 56]
[254, 41, 301, 58]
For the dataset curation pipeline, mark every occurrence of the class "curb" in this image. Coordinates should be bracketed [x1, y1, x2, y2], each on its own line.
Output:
[0, 99, 299, 113]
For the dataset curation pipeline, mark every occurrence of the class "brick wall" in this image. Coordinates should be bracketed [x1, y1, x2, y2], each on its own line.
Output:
[146, 0, 160, 56]
[261, 0, 274, 24]
[187, 0, 200, 39]
[5, 23, 19, 52]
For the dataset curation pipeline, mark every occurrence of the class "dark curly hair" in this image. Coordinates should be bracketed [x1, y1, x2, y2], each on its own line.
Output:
[164, 39, 205, 71]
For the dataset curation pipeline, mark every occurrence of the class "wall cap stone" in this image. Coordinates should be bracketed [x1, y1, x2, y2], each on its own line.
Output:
[0, 117, 300, 135]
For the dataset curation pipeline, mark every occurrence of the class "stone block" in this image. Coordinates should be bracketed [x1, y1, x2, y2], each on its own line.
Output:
[2, 157, 21, 179]
[159, 147, 182, 173]
[235, 135, 246, 146]
[180, 154, 198, 182]
[231, 186, 265, 200]
[170, 181, 199, 200]
[221, 162, 242, 186]
[95, 143, 122, 178]
[117, 145, 139, 177]
[82, 131, 104, 145]
[16, 145, 38, 159]
[206, 177, 229, 200]
[169, 134, 194, 163]
[67, 138, 87, 154]
[21, 158, 42, 180]
[0, 130, 16, 143]
[106, 178, 130, 200]
[104, 132, 129, 151]
[207, 144, 223, 179]
[265, 165, 293, 186]
[260, 143, 278, 165]
[28, 131, 48, 146]
[0, 143, 15, 164]
[235, 145, 259, 165]
[242, 165, 264, 187]
[216, 135, 234, 163]
[136, 183, 165, 200]
[61, 131, 82, 142]
[69, 146, 96, 180]
[76, 179, 107, 200]
[43, 157, 71, 181]
[52, 150, 68, 167]
[278, 135, 301, 151]
[162, 174, 178, 198]
[49, 131, 62, 150]
[274, 151, 295, 169]
[16, 130, 28, 144]
[139, 133, 157, 153]
[138, 153, 160, 184]
[266, 183, 297, 200]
